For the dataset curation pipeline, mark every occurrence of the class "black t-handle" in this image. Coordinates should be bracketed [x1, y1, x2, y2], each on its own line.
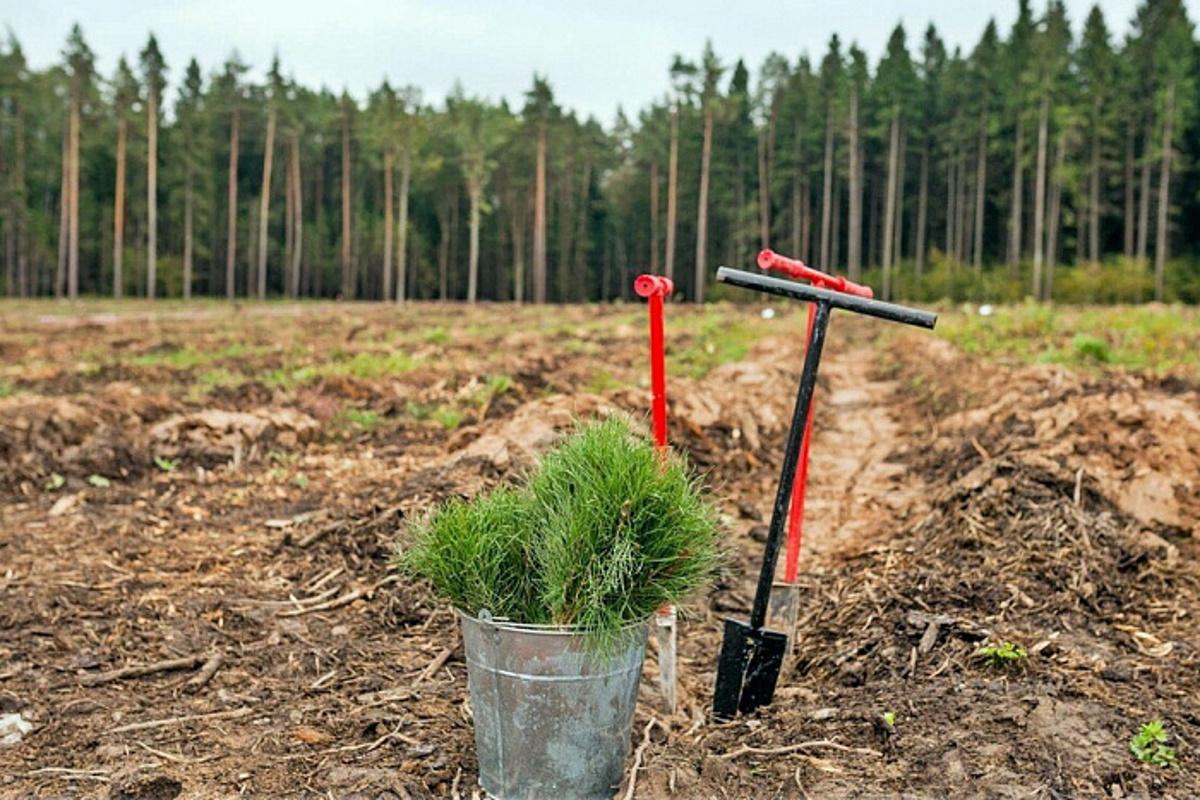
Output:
[716, 267, 938, 329]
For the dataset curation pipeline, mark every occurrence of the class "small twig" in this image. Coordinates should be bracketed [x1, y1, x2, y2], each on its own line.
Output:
[309, 669, 338, 690]
[622, 717, 659, 800]
[109, 706, 254, 734]
[26, 767, 110, 782]
[278, 588, 363, 617]
[297, 519, 345, 549]
[451, 767, 463, 800]
[134, 740, 213, 765]
[184, 650, 224, 693]
[718, 740, 881, 760]
[414, 638, 458, 686]
[78, 653, 205, 687]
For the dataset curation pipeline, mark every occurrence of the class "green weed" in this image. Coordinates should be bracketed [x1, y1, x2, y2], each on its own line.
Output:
[1130, 721, 1176, 768]
[975, 641, 1027, 667]
[153, 456, 178, 472]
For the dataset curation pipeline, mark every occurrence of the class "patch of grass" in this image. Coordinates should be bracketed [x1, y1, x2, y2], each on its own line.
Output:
[1130, 721, 1176, 768]
[431, 406, 464, 430]
[673, 314, 764, 378]
[0, 380, 14, 398]
[975, 641, 1027, 667]
[424, 327, 451, 345]
[330, 351, 417, 379]
[586, 370, 622, 394]
[340, 407, 383, 431]
[935, 304, 1200, 376]
[131, 342, 257, 370]
[153, 456, 178, 472]
[395, 418, 722, 651]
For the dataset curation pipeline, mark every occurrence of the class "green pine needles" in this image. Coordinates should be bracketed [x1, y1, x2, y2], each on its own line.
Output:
[394, 417, 722, 648]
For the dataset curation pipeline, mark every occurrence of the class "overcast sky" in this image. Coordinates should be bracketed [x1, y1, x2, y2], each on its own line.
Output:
[8, 1, 1196, 123]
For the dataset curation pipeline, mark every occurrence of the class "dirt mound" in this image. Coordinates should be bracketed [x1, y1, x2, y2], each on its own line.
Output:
[0, 386, 170, 491]
[150, 407, 319, 467]
[891, 335, 1200, 536]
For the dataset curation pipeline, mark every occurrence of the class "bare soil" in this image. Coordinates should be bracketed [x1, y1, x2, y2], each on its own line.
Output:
[0, 302, 1196, 799]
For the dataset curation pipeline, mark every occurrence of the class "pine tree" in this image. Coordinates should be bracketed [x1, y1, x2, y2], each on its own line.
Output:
[139, 34, 165, 298]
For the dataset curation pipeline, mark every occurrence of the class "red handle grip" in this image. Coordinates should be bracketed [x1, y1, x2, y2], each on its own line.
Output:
[757, 249, 874, 299]
[634, 274, 675, 299]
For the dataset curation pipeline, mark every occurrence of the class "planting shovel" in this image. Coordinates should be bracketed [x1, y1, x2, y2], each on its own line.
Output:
[712, 267, 935, 721]
[634, 273, 679, 714]
[756, 250, 874, 660]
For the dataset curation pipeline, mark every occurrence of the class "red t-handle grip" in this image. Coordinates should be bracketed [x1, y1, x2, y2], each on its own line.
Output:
[634, 275, 673, 452]
[757, 249, 874, 299]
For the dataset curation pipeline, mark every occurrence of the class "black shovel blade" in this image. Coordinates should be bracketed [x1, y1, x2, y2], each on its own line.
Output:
[712, 618, 789, 721]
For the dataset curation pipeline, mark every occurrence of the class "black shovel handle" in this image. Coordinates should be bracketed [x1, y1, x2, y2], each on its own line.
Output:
[716, 267, 938, 329]
[749, 300, 831, 630]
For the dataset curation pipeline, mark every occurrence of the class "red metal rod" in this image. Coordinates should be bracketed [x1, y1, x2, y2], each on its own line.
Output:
[634, 274, 674, 454]
[758, 249, 874, 299]
[784, 302, 817, 583]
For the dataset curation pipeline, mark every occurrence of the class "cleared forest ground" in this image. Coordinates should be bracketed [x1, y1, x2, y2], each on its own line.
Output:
[1, 301, 1197, 798]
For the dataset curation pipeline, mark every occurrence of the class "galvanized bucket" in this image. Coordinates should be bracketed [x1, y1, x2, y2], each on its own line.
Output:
[458, 609, 648, 800]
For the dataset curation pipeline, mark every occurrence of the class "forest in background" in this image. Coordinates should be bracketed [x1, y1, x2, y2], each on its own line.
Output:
[1, 0, 1198, 305]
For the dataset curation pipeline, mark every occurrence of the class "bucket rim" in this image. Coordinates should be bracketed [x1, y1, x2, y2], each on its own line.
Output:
[455, 608, 650, 637]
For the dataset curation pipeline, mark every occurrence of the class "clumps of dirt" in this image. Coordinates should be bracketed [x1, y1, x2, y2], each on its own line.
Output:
[0, 383, 173, 492]
[888, 334, 1200, 536]
[690, 454, 1199, 798]
[150, 407, 319, 467]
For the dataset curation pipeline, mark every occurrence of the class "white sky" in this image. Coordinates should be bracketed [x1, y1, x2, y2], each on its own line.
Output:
[9, 0, 1195, 123]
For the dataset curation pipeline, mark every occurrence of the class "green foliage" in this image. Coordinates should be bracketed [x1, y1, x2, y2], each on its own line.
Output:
[395, 418, 722, 649]
[1130, 721, 1176, 767]
[45, 473, 65, 491]
[974, 641, 1027, 667]
[431, 406, 464, 430]
[1071, 334, 1112, 363]
[881, 710, 897, 728]
[86, 474, 111, 488]
[153, 455, 178, 472]
[340, 407, 382, 431]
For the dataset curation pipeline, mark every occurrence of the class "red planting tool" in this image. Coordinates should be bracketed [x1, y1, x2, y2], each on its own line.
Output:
[755, 249, 872, 657]
[634, 273, 678, 713]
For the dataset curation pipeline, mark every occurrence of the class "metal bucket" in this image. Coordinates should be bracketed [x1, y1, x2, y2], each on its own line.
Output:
[458, 609, 648, 800]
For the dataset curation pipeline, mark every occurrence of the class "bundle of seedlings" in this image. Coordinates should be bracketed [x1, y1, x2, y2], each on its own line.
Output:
[396, 416, 722, 647]
[394, 417, 721, 799]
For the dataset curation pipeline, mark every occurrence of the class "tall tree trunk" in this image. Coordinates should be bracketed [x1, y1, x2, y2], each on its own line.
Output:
[290, 132, 303, 299]
[1031, 96, 1049, 299]
[882, 109, 900, 299]
[694, 100, 713, 303]
[757, 131, 770, 247]
[284, 144, 294, 294]
[801, 177, 811, 262]
[790, 173, 801, 257]
[340, 111, 353, 298]
[1154, 80, 1176, 302]
[1123, 125, 1135, 260]
[437, 200, 450, 301]
[830, 175, 842, 269]
[894, 124, 907, 267]
[113, 114, 127, 297]
[847, 85, 862, 279]
[226, 109, 239, 299]
[396, 149, 411, 303]
[973, 118, 987, 271]
[146, 85, 158, 299]
[649, 160, 660, 273]
[916, 141, 929, 276]
[56, 126, 68, 299]
[1008, 115, 1024, 269]
[467, 178, 481, 303]
[509, 190, 525, 303]
[956, 145, 970, 266]
[945, 146, 956, 261]
[67, 89, 80, 301]
[533, 120, 548, 302]
[1045, 140, 1065, 299]
[381, 148, 394, 302]
[183, 164, 193, 300]
[665, 106, 679, 284]
[1136, 121, 1151, 271]
[13, 104, 27, 297]
[820, 113, 834, 267]
[256, 105, 275, 300]
[574, 160, 591, 301]
[1088, 103, 1101, 264]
